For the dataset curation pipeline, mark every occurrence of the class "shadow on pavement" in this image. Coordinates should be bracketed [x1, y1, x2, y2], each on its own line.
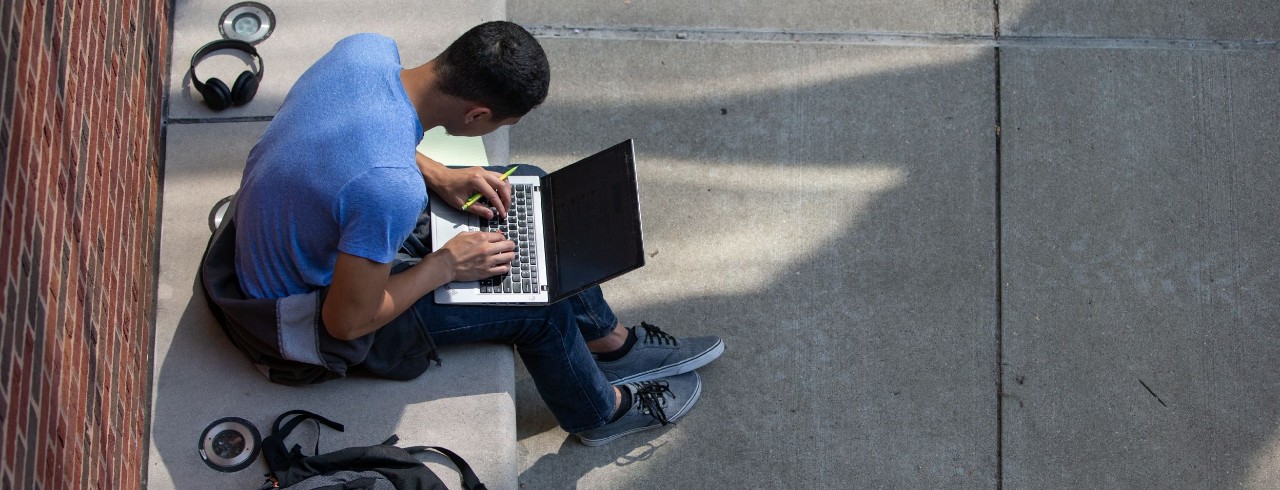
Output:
[508, 6, 1280, 487]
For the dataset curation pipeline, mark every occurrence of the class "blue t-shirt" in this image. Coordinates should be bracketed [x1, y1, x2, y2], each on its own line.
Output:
[235, 33, 426, 299]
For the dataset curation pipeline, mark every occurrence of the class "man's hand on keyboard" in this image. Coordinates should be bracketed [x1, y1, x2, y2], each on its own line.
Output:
[432, 231, 516, 282]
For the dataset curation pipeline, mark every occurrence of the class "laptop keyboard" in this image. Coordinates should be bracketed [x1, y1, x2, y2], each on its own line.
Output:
[477, 183, 541, 294]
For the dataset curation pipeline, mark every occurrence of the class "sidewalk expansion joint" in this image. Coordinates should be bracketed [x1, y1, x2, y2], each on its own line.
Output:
[168, 116, 275, 124]
[525, 25, 1280, 52]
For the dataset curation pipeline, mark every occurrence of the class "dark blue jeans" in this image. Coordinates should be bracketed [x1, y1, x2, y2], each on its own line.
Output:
[396, 287, 619, 433]
[386, 164, 619, 433]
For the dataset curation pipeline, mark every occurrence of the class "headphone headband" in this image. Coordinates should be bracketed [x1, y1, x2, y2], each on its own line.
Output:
[189, 39, 264, 89]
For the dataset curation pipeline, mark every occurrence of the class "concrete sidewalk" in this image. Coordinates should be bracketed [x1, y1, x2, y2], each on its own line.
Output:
[507, 0, 1279, 488]
[150, 0, 1279, 488]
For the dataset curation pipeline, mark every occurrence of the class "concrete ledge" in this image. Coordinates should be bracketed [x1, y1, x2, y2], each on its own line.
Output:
[149, 122, 517, 489]
[168, 0, 504, 121]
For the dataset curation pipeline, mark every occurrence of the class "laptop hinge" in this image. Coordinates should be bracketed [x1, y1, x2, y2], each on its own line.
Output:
[540, 176, 559, 299]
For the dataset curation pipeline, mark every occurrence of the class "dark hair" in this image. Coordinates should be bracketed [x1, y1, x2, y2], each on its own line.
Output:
[434, 21, 550, 119]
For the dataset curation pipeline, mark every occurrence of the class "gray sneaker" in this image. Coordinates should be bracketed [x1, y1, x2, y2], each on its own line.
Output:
[576, 372, 702, 447]
[596, 323, 725, 385]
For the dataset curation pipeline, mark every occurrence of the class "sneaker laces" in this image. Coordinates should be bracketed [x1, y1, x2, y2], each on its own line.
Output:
[630, 380, 675, 426]
[638, 322, 678, 346]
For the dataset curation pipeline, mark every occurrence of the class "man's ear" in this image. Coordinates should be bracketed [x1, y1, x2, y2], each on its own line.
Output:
[463, 106, 492, 124]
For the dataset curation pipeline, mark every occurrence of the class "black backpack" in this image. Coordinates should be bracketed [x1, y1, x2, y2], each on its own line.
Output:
[259, 410, 487, 490]
[199, 197, 440, 386]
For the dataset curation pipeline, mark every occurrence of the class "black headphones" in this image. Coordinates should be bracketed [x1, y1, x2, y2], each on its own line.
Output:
[189, 39, 264, 110]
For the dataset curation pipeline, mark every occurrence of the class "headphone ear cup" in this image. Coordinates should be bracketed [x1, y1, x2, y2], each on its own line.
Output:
[199, 77, 233, 111]
[230, 70, 260, 106]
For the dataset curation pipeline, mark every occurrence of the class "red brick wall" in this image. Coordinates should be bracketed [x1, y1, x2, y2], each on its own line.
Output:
[0, 0, 168, 488]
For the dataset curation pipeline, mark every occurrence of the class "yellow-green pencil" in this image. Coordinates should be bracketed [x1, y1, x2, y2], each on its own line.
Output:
[461, 165, 519, 210]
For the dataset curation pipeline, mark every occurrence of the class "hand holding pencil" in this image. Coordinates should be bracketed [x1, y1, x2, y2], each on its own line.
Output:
[446, 165, 517, 221]
[462, 165, 518, 210]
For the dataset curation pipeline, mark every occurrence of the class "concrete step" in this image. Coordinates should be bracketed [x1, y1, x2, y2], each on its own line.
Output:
[152, 4, 519, 488]
[148, 122, 518, 489]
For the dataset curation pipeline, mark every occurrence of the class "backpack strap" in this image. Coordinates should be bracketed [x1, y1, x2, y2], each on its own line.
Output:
[262, 410, 346, 475]
[402, 445, 487, 490]
[272, 410, 345, 439]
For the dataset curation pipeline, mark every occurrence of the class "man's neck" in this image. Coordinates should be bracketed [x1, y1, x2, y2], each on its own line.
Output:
[400, 60, 453, 130]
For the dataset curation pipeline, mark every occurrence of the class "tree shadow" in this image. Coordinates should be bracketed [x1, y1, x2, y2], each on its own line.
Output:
[152, 2, 1280, 486]
[507, 9, 1280, 489]
[511, 36, 1002, 488]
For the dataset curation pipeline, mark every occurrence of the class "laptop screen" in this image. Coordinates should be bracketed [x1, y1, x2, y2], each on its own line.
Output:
[545, 140, 645, 299]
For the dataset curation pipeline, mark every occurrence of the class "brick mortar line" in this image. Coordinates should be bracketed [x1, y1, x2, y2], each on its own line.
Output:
[526, 25, 1280, 51]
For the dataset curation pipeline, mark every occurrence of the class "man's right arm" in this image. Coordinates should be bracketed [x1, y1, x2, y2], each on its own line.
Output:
[321, 231, 515, 340]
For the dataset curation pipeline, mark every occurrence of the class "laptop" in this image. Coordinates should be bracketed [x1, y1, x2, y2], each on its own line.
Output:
[430, 139, 645, 305]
